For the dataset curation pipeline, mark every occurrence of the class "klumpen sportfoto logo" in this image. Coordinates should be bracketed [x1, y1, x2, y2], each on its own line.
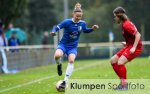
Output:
[65, 79, 150, 94]
[70, 82, 145, 91]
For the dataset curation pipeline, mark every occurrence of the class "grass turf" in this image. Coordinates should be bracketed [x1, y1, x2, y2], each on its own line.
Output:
[0, 57, 149, 94]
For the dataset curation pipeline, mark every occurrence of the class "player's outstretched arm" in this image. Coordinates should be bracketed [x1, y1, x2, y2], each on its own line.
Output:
[83, 23, 99, 33]
[50, 19, 68, 36]
[50, 26, 57, 36]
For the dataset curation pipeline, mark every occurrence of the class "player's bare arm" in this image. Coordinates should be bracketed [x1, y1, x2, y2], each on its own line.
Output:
[130, 32, 141, 54]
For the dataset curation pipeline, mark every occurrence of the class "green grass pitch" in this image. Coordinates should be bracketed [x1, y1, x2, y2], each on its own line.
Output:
[0, 57, 149, 94]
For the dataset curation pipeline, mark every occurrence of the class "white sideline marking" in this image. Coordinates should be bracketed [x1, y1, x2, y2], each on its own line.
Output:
[0, 62, 102, 93]
[0, 75, 56, 93]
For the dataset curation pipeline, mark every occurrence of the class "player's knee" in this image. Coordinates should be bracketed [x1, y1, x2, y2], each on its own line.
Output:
[110, 58, 113, 64]
[54, 54, 61, 59]
[110, 57, 116, 64]
[69, 60, 74, 64]
[118, 59, 125, 65]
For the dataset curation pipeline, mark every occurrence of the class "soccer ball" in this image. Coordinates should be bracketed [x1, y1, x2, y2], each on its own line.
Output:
[55, 80, 65, 92]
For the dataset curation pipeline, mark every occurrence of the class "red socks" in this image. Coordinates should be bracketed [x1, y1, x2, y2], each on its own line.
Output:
[118, 64, 127, 85]
[118, 64, 127, 80]
[112, 63, 127, 84]
[112, 63, 120, 78]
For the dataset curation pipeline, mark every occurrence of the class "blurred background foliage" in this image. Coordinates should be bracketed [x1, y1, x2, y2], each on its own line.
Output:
[0, 0, 149, 44]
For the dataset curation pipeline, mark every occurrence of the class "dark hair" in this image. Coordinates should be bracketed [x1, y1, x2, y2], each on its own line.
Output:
[113, 6, 126, 14]
[0, 20, 3, 28]
[0, 20, 3, 33]
[73, 3, 82, 13]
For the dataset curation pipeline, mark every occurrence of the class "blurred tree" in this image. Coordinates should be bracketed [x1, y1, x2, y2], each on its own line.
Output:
[80, 0, 123, 42]
[14, 0, 58, 44]
[0, 0, 27, 28]
[122, 0, 150, 41]
[28, 0, 57, 32]
[4, 0, 149, 44]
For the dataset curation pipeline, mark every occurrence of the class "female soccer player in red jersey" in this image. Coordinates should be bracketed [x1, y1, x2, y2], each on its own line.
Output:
[110, 6, 143, 90]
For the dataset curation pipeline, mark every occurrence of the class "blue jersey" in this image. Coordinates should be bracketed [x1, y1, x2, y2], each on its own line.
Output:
[52, 18, 93, 48]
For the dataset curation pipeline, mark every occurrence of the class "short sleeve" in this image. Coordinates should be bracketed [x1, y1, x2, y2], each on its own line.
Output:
[57, 19, 68, 29]
[52, 19, 68, 32]
[123, 22, 137, 35]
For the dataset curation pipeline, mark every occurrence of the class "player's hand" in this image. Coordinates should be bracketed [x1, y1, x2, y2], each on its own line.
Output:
[92, 25, 99, 30]
[130, 47, 136, 54]
[121, 42, 126, 46]
[50, 32, 56, 36]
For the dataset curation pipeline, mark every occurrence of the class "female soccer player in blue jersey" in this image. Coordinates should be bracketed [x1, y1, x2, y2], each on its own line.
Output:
[50, 3, 99, 88]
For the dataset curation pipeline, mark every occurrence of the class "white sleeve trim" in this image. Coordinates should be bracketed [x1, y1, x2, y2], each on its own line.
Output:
[57, 26, 60, 30]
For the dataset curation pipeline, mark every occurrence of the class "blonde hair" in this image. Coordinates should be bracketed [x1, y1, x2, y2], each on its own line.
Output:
[73, 3, 82, 12]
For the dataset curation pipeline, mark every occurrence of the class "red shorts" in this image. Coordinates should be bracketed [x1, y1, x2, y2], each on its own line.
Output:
[116, 46, 142, 61]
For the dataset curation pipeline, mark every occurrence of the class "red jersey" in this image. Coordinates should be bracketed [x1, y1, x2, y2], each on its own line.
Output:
[122, 20, 142, 48]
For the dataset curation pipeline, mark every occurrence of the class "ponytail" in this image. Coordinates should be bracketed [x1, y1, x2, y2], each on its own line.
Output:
[73, 3, 82, 13]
